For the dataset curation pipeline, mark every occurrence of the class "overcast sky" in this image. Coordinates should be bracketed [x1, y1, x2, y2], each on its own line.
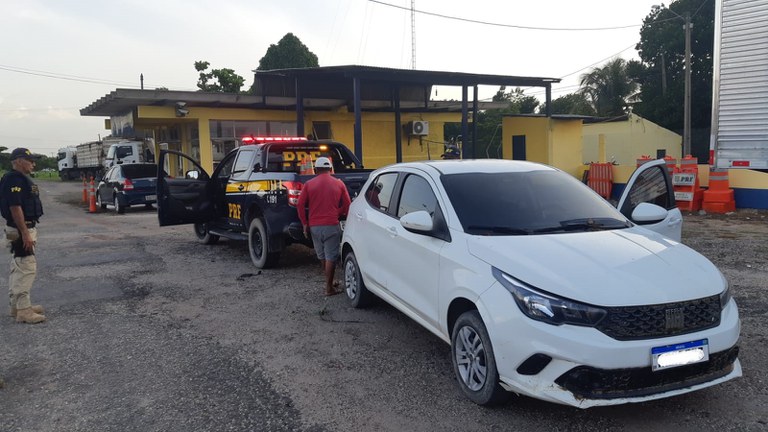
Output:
[0, 0, 665, 156]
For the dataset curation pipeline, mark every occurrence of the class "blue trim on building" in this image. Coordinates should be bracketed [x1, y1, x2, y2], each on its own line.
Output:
[733, 188, 768, 210]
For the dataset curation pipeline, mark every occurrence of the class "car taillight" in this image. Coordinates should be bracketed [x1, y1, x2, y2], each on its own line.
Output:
[123, 178, 134, 190]
[283, 181, 302, 206]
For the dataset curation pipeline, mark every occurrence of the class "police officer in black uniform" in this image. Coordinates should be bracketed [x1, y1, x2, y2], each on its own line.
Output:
[1, 148, 45, 324]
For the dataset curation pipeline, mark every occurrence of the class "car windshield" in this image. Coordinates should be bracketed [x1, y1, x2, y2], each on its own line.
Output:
[441, 170, 630, 235]
[121, 164, 158, 179]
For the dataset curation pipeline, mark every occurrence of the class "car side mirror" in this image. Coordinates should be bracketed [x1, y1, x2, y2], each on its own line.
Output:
[186, 170, 200, 180]
[631, 202, 668, 224]
[400, 210, 434, 233]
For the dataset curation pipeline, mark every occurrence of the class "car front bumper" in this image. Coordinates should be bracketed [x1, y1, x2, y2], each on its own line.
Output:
[478, 284, 742, 408]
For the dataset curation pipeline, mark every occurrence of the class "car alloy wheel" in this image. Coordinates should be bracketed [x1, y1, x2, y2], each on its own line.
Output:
[113, 193, 125, 214]
[343, 251, 372, 308]
[97, 192, 107, 210]
[451, 311, 508, 405]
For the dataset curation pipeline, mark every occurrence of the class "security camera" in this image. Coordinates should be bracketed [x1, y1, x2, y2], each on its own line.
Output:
[175, 101, 189, 117]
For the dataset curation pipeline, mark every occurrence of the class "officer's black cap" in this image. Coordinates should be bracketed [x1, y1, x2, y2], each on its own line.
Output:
[10, 148, 42, 161]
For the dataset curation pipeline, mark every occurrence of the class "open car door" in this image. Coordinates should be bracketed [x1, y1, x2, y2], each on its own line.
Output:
[157, 150, 214, 227]
[616, 159, 683, 241]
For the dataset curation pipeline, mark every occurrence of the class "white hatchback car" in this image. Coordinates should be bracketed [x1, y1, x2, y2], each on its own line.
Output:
[340, 159, 740, 408]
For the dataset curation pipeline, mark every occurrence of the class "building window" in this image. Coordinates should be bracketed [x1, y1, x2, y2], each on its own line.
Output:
[209, 120, 297, 162]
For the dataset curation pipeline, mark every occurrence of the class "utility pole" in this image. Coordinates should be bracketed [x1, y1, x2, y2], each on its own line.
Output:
[656, 5, 693, 157]
[683, 12, 692, 157]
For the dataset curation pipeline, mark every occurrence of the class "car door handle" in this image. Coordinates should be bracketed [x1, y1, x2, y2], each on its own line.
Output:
[387, 226, 398, 236]
[668, 217, 682, 226]
[355, 212, 363, 220]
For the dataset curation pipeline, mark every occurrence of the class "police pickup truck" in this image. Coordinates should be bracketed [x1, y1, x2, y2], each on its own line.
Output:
[157, 137, 371, 268]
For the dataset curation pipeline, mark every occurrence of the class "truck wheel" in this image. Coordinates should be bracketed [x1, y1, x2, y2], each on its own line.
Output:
[248, 218, 279, 269]
[114, 193, 126, 214]
[194, 223, 219, 245]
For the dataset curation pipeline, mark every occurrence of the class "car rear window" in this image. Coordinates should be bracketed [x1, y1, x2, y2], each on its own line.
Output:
[265, 144, 359, 172]
[122, 164, 158, 179]
[441, 170, 625, 233]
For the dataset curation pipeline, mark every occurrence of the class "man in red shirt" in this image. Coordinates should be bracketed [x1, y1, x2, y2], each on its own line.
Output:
[296, 157, 351, 296]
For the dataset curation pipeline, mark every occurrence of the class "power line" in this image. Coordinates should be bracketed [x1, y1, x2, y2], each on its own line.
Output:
[0, 64, 192, 90]
[368, 0, 642, 31]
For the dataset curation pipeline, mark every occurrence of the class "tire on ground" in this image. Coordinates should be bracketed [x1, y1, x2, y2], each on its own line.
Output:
[248, 218, 280, 268]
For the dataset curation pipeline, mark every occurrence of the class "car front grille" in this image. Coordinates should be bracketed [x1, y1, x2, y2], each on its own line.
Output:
[595, 295, 721, 340]
[554, 346, 739, 400]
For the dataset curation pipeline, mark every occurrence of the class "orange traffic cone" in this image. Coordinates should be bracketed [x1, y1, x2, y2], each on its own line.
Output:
[89, 177, 97, 213]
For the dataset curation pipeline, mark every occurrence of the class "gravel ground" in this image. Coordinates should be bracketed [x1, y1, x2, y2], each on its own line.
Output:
[1, 182, 766, 431]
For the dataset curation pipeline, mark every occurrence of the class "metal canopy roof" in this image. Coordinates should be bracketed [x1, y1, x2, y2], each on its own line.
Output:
[255, 65, 559, 88]
[81, 65, 561, 162]
[81, 66, 559, 116]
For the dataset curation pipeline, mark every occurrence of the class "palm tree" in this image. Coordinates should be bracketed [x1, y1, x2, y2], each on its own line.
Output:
[579, 58, 638, 117]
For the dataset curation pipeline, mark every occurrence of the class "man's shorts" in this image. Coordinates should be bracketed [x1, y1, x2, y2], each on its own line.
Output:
[309, 225, 341, 261]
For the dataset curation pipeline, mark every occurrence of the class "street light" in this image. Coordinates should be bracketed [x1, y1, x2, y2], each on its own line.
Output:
[655, 5, 693, 157]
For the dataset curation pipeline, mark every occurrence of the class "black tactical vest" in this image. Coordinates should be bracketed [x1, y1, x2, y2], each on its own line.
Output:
[0, 171, 44, 223]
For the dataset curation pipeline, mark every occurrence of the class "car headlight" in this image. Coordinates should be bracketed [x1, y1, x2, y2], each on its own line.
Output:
[719, 272, 732, 310]
[492, 267, 607, 327]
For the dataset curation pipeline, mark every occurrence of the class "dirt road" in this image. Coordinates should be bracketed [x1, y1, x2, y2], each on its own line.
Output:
[1, 181, 766, 431]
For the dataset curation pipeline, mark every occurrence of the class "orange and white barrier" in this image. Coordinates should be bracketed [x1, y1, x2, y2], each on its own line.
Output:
[82, 176, 88, 204]
[588, 162, 613, 199]
[702, 169, 736, 213]
[89, 177, 97, 213]
[672, 156, 703, 212]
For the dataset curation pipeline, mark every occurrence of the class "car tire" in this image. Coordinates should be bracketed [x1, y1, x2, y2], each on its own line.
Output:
[97, 192, 107, 210]
[194, 223, 219, 245]
[114, 193, 125, 214]
[343, 251, 373, 308]
[248, 218, 279, 269]
[450, 310, 509, 406]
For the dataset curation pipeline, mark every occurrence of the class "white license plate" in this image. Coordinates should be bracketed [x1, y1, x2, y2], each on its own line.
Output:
[651, 339, 709, 371]
[145, 195, 157, 201]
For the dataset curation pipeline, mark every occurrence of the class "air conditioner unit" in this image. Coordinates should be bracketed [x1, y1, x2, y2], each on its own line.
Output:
[408, 121, 429, 136]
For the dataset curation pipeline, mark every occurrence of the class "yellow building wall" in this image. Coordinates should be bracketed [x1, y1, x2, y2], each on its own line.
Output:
[501, 116, 584, 177]
[550, 120, 584, 177]
[582, 113, 682, 165]
[135, 105, 459, 173]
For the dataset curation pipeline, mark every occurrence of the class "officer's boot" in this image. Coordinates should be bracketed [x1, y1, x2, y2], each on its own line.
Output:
[9, 305, 45, 318]
[15, 307, 46, 324]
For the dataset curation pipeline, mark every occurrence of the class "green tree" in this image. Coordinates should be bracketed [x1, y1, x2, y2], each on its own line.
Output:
[540, 93, 596, 116]
[579, 58, 638, 117]
[257, 33, 319, 71]
[194, 61, 246, 93]
[631, 0, 715, 133]
[445, 86, 539, 158]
